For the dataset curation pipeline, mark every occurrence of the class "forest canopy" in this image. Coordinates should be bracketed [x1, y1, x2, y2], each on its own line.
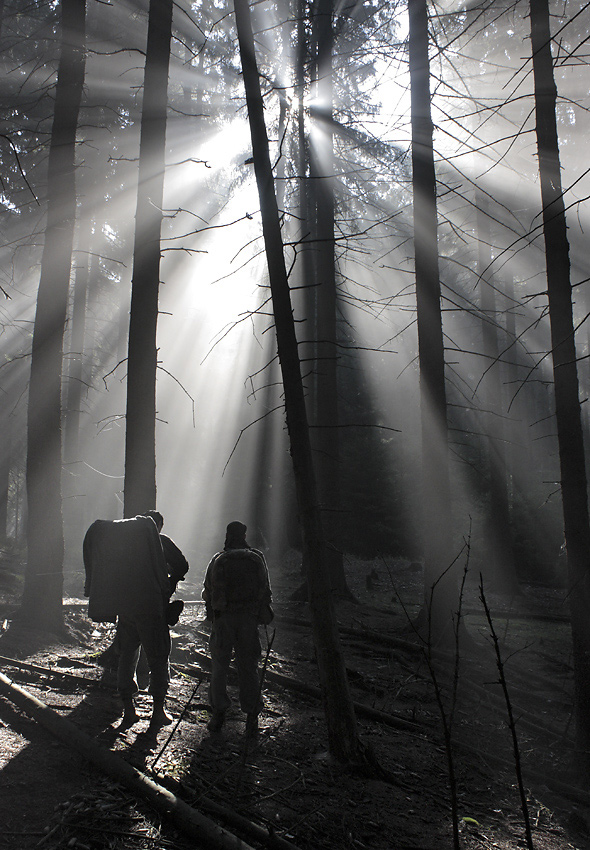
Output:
[0, 0, 588, 621]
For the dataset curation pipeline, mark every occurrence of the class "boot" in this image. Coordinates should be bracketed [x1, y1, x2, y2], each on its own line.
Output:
[245, 713, 259, 738]
[121, 696, 139, 727]
[207, 710, 225, 733]
[149, 699, 172, 729]
[167, 599, 184, 626]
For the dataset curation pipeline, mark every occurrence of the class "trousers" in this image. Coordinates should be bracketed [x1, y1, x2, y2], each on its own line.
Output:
[208, 611, 262, 714]
[117, 613, 170, 700]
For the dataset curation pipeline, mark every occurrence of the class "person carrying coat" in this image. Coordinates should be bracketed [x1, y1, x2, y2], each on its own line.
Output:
[83, 513, 175, 729]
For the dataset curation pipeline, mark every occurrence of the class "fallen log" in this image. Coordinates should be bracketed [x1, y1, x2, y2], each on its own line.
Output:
[0, 670, 257, 850]
[0, 654, 104, 686]
[186, 630, 572, 771]
[274, 613, 423, 654]
[154, 772, 304, 850]
[189, 641, 422, 735]
[233, 617, 572, 747]
[181, 646, 590, 810]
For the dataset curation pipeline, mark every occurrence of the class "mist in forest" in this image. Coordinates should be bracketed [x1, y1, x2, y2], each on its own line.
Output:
[0, 0, 588, 597]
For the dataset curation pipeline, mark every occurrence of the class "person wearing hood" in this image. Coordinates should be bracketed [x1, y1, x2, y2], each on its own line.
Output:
[202, 521, 273, 736]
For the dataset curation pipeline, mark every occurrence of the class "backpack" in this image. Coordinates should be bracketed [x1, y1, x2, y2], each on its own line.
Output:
[208, 548, 269, 616]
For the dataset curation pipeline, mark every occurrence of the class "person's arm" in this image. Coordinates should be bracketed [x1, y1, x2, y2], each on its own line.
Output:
[253, 549, 272, 602]
[82, 526, 93, 597]
[161, 535, 189, 593]
[202, 557, 216, 620]
[252, 550, 273, 623]
[251, 549, 274, 625]
[138, 515, 169, 610]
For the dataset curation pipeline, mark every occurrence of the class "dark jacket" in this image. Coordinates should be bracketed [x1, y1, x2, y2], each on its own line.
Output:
[83, 516, 168, 623]
[161, 534, 189, 594]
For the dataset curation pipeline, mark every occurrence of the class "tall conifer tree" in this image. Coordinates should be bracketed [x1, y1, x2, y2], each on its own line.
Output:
[21, 0, 86, 629]
[409, 0, 455, 634]
[530, 0, 590, 763]
[233, 0, 367, 763]
[123, 0, 174, 518]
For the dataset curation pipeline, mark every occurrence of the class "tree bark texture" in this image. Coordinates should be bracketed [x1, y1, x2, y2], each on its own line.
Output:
[530, 0, 590, 762]
[64, 205, 95, 470]
[476, 194, 517, 593]
[123, 0, 173, 518]
[233, 0, 362, 762]
[63, 213, 96, 564]
[296, 0, 317, 371]
[295, 0, 317, 437]
[310, 0, 348, 594]
[408, 0, 455, 629]
[0, 400, 8, 538]
[21, 0, 86, 628]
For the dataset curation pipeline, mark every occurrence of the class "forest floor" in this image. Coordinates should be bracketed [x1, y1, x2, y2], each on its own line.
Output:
[0, 552, 588, 850]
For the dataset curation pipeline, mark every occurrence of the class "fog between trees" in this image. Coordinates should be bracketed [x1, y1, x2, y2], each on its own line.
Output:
[0, 0, 589, 753]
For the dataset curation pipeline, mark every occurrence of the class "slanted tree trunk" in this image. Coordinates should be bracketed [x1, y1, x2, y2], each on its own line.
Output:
[530, 0, 590, 766]
[123, 0, 174, 518]
[233, 0, 364, 763]
[20, 0, 86, 630]
[408, 0, 455, 635]
[247, 87, 290, 547]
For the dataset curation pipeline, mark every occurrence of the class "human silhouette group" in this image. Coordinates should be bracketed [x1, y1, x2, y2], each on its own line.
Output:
[83, 513, 272, 735]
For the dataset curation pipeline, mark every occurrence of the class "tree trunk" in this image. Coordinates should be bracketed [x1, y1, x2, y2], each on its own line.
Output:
[293, 0, 350, 595]
[20, 0, 86, 629]
[233, 0, 364, 763]
[476, 193, 518, 594]
[530, 0, 590, 766]
[64, 211, 95, 470]
[408, 0, 455, 635]
[311, 0, 350, 595]
[0, 399, 8, 539]
[63, 213, 95, 567]
[246, 88, 290, 549]
[123, 0, 173, 518]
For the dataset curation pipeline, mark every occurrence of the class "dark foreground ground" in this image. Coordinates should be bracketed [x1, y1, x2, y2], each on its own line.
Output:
[0, 553, 588, 850]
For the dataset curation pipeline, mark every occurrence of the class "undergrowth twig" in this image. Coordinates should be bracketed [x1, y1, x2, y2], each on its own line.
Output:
[479, 575, 535, 850]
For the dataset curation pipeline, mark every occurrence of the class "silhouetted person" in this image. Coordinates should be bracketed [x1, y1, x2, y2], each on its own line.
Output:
[144, 510, 188, 622]
[202, 521, 272, 736]
[83, 512, 182, 729]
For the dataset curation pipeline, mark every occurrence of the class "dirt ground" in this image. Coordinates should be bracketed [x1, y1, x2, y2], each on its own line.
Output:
[0, 553, 588, 850]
